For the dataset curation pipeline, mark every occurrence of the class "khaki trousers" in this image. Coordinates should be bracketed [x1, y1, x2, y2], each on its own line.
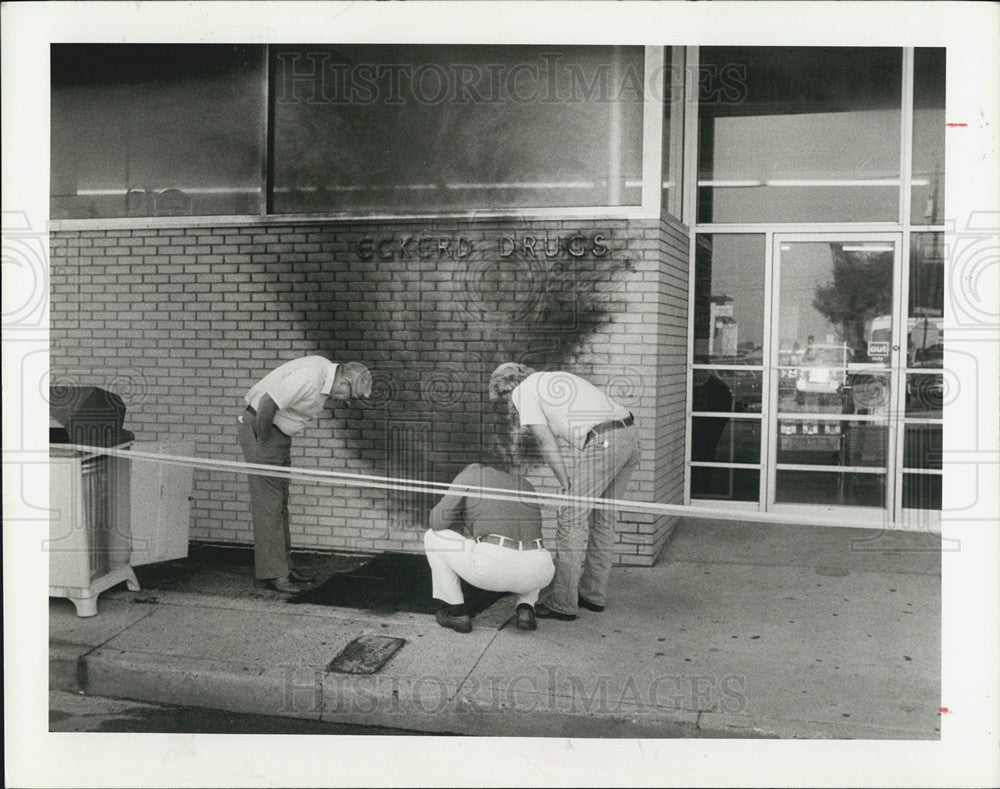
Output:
[545, 425, 640, 616]
[237, 414, 293, 580]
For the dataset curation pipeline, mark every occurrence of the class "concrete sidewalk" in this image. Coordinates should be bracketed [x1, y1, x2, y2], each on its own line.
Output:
[49, 519, 942, 739]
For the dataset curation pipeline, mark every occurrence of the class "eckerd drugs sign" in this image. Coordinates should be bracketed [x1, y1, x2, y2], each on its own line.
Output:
[356, 233, 610, 261]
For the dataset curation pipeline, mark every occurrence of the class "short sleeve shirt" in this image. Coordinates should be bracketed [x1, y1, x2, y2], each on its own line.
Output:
[245, 356, 338, 436]
[510, 371, 630, 450]
[429, 464, 543, 541]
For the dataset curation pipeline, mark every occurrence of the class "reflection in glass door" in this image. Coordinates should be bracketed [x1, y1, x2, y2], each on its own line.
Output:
[769, 237, 900, 513]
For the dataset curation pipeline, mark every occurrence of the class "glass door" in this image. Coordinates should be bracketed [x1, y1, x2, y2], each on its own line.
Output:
[768, 235, 903, 517]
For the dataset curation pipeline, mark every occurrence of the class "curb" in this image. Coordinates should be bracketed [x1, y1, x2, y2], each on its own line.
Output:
[52, 642, 926, 739]
[55, 644, 705, 737]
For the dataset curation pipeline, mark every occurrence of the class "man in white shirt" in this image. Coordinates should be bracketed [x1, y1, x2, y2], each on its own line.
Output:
[489, 362, 640, 620]
[238, 356, 371, 593]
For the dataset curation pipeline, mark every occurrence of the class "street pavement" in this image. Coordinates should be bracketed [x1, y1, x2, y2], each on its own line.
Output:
[49, 690, 428, 734]
[49, 518, 942, 739]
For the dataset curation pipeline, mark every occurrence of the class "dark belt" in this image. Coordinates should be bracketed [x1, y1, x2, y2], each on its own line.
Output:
[585, 413, 634, 446]
[476, 534, 545, 551]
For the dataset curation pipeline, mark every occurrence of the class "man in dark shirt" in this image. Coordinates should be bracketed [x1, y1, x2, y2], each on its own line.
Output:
[424, 448, 555, 633]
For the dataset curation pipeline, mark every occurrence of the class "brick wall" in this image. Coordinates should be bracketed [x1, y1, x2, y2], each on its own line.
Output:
[49, 214, 688, 565]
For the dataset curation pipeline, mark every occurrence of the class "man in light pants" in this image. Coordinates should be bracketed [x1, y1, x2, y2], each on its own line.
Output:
[488, 363, 640, 621]
[424, 444, 555, 633]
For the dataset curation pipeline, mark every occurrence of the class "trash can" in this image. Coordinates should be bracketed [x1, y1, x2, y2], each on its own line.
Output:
[49, 384, 135, 449]
[49, 386, 138, 617]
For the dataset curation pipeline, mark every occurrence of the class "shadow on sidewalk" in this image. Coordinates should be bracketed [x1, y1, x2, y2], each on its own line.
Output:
[135, 543, 504, 616]
[289, 552, 504, 616]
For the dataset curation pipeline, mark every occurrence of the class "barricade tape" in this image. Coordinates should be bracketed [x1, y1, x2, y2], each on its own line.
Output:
[50, 442, 887, 529]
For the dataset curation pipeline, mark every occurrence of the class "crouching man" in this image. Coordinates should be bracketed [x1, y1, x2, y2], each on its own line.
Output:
[423, 441, 554, 633]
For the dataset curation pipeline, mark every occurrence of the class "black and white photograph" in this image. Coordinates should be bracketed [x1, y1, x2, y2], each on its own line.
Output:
[3, 2, 999, 787]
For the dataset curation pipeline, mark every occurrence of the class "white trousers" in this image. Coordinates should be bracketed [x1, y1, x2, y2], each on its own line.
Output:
[423, 529, 555, 608]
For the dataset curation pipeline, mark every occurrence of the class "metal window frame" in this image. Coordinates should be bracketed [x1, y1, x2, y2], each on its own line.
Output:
[683, 46, 945, 530]
[641, 46, 665, 214]
[262, 43, 275, 219]
[898, 227, 945, 528]
[767, 230, 903, 521]
[51, 44, 669, 231]
[663, 46, 687, 220]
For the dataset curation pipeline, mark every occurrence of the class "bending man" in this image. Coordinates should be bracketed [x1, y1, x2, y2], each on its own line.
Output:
[423, 440, 555, 633]
[488, 363, 640, 621]
[238, 355, 371, 593]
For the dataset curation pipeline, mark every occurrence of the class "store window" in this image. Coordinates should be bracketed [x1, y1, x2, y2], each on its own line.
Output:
[697, 47, 902, 224]
[270, 45, 645, 213]
[907, 232, 945, 366]
[911, 48, 946, 225]
[903, 232, 944, 510]
[51, 45, 265, 220]
[692, 234, 766, 364]
[690, 234, 765, 502]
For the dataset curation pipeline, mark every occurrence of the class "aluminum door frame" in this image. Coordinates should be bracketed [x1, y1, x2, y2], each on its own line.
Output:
[767, 232, 905, 526]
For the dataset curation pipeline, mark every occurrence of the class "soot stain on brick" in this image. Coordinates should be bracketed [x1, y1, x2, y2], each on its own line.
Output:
[290, 225, 631, 527]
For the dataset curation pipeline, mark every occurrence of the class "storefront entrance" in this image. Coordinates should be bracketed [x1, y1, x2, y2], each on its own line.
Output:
[690, 232, 943, 531]
[769, 234, 899, 521]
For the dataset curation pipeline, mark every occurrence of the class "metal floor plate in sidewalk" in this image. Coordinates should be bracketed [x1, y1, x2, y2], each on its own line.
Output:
[328, 635, 408, 674]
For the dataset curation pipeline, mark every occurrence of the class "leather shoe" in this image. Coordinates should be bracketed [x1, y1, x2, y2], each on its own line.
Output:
[578, 595, 605, 612]
[435, 608, 473, 633]
[265, 576, 306, 594]
[515, 604, 537, 631]
[533, 603, 576, 621]
[289, 567, 316, 583]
